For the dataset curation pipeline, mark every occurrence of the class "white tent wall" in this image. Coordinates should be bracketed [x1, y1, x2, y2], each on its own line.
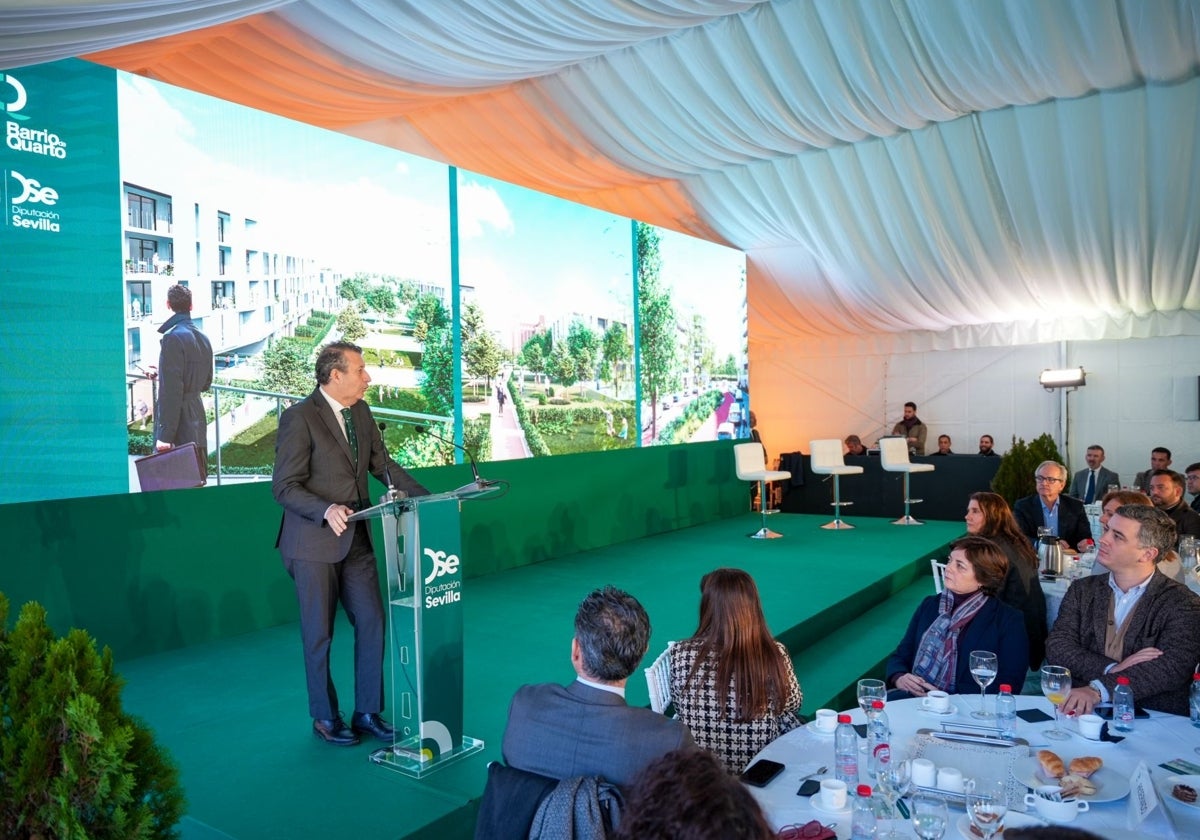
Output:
[750, 332, 1200, 488]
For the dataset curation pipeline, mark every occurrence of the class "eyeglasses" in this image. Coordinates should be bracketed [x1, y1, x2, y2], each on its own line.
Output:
[1034, 475, 1063, 484]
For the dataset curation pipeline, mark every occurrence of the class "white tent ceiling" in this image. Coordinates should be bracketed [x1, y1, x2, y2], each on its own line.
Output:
[4, 0, 1199, 350]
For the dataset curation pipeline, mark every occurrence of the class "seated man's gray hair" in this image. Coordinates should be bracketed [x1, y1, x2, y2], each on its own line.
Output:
[574, 586, 651, 681]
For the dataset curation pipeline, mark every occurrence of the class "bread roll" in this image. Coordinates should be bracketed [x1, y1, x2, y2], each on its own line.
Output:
[1059, 774, 1097, 797]
[1037, 749, 1065, 779]
[1068, 756, 1102, 778]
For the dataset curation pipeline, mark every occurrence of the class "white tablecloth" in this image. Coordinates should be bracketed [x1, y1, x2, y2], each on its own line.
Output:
[747, 695, 1200, 839]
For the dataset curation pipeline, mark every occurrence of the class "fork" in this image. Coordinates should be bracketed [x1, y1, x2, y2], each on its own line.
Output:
[798, 765, 828, 782]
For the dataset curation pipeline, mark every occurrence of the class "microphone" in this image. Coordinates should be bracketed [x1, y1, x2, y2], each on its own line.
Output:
[377, 422, 397, 492]
[414, 424, 493, 489]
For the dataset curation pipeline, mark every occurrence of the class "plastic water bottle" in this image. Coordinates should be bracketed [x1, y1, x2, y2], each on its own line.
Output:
[1190, 674, 1200, 728]
[996, 683, 1017, 739]
[835, 713, 859, 787]
[851, 784, 877, 838]
[1113, 676, 1134, 732]
[867, 700, 890, 779]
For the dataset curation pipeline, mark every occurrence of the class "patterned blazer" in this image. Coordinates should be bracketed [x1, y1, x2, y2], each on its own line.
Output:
[1045, 570, 1200, 715]
[669, 639, 802, 773]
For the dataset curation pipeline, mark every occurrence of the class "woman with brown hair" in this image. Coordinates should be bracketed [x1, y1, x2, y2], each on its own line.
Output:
[669, 568, 802, 773]
[965, 491, 1047, 667]
[886, 536, 1028, 698]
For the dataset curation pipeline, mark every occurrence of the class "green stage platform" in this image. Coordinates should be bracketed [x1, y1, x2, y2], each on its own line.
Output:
[115, 512, 963, 839]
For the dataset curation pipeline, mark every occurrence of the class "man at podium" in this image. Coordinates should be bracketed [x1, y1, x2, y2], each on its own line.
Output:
[273, 341, 429, 746]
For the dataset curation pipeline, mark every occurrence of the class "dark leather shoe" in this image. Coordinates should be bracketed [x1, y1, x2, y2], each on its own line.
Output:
[313, 716, 360, 746]
[350, 711, 394, 742]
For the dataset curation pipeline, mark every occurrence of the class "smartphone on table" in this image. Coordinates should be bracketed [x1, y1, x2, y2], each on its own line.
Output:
[741, 758, 785, 787]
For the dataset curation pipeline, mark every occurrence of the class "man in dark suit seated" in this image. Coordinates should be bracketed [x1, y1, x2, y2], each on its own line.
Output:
[1047, 505, 1200, 717]
[502, 586, 695, 787]
[1013, 460, 1093, 551]
[1149, 469, 1200, 542]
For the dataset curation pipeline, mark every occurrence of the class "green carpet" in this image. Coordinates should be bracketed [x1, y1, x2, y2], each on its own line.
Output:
[115, 512, 963, 839]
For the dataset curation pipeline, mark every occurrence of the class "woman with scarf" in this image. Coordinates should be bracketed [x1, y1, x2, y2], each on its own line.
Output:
[885, 536, 1029, 698]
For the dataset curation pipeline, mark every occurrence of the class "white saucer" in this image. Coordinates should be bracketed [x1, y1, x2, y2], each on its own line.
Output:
[919, 704, 958, 716]
[955, 812, 1041, 838]
[805, 720, 837, 736]
[1158, 774, 1200, 811]
[809, 796, 852, 817]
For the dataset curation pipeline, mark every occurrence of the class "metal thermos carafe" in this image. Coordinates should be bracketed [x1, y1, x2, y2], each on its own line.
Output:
[1038, 531, 1063, 576]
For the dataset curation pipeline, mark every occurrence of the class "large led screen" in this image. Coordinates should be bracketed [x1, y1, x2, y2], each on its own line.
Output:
[0, 60, 747, 505]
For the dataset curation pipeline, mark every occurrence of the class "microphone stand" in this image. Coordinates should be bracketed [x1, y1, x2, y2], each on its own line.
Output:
[414, 424, 495, 492]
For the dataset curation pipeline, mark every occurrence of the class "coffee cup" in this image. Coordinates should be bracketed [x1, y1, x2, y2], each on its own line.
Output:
[921, 690, 951, 713]
[819, 779, 848, 810]
[1024, 786, 1090, 822]
[936, 766, 964, 793]
[814, 708, 838, 732]
[911, 758, 937, 788]
[1077, 713, 1103, 740]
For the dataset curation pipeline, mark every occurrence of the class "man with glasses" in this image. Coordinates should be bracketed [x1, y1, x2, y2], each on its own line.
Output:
[1013, 460, 1094, 550]
[1185, 462, 1200, 514]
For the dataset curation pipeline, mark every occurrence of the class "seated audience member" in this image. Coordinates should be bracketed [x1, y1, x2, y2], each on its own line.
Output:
[1134, 446, 1172, 494]
[1094, 488, 1187, 583]
[670, 568, 802, 773]
[1012, 461, 1093, 550]
[502, 586, 695, 787]
[1187, 462, 1200, 513]
[1067, 445, 1119, 504]
[615, 748, 774, 840]
[964, 492, 1047, 668]
[844, 434, 869, 457]
[1047, 505, 1200, 717]
[1148, 469, 1200, 542]
[930, 435, 953, 456]
[886, 536, 1028, 698]
[978, 435, 999, 456]
[890, 401, 927, 455]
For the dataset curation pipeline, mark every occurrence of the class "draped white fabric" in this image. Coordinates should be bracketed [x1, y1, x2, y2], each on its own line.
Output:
[3, 0, 1198, 348]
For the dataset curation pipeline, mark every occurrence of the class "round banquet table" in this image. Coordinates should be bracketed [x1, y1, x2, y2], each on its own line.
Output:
[746, 694, 1200, 839]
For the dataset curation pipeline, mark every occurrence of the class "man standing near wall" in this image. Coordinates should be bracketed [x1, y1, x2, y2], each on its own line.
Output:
[1068, 445, 1119, 504]
[890, 401, 928, 455]
[978, 435, 999, 457]
[1134, 447, 1172, 494]
[153, 284, 213, 454]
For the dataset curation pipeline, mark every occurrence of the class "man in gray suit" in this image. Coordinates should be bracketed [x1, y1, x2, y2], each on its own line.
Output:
[1047, 505, 1200, 717]
[502, 586, 695, 787]
[1068, 445, 1119, 504]
[273, 341, 428, 745]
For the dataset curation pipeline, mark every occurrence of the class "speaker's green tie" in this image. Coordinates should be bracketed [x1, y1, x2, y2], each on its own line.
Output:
[341, 407, 358, 468]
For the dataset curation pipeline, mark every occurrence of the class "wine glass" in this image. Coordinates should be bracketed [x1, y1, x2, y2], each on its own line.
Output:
[1040, 664, 1071, 740]
[877, 756, 911, 839]
[965, 778, 1009, 840]
[912, 792, 949, 840]
[858, 678, 886, 714]
[969, 651, 997, 719]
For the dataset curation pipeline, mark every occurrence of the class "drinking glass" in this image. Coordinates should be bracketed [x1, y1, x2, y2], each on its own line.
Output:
[877, 756, 911, 839]
[965, 778, 1009, 840]
[1040, 664, 1071, 740]
[912, 792, 949, 840]
[969, 650, 997, 719]
[858, 678, 887, 714]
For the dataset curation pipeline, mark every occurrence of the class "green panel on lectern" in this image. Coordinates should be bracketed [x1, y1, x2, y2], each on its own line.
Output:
[414, 498, 464, 754]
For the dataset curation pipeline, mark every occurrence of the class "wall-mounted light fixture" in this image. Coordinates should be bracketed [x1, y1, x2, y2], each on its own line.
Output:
[1039, 367, 1086, 391]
